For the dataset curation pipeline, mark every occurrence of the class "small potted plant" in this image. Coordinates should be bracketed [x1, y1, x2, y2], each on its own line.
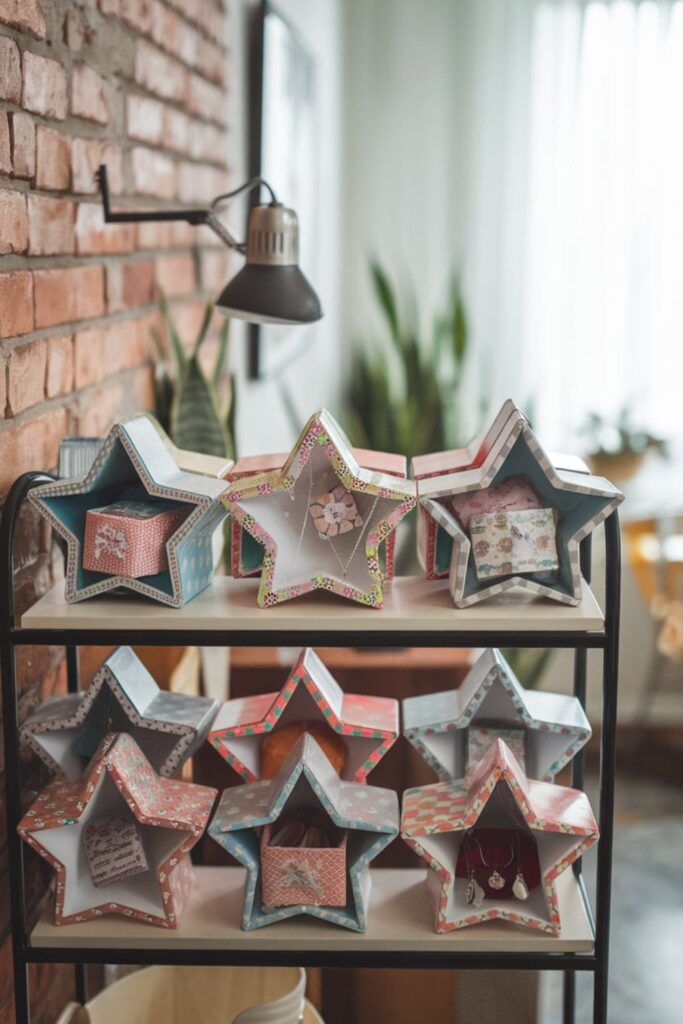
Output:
[581, 406, 666, 482]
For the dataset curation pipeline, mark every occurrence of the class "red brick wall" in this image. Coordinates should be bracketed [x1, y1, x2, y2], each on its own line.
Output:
[0, 2, 230, 1021]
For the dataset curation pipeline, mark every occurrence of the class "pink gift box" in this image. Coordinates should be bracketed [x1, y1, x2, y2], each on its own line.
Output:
[84, 813, 148, 888]
[450, 475, 542, 531]
[260, 821, 347, 908]
[83, 499, 190, 579]
[229, 448, 407, 579]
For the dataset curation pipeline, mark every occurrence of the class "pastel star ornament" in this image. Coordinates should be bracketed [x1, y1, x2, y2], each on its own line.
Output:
[17, 733, 217, 928]
[222, 408, 416, 607]
[401, 738, 599, 934]
[418, 399, 623, 606]
[21, 646, 219, 781]
[209, 647, 398, 783]
[403, 648, 591, 783]
[208, 733, 399, 931]
[30, 414, 229, 606]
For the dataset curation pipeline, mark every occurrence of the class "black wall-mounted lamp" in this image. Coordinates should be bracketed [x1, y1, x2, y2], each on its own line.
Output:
[96, 165, 323, 326]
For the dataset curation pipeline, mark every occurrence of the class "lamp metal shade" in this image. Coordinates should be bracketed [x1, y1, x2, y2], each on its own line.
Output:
[215, 203, 323, 325]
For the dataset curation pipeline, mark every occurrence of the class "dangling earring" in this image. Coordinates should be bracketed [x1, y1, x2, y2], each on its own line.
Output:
[512, 830, 529, 901]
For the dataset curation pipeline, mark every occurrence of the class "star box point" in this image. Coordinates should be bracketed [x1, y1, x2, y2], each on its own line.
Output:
[30, 414, 229, 607]
[401, 738, 599, 935]
[208, 732, 399, 931]
[418, 399, 623, 607]
[222, 408, 416, 608]
[17, 733, 217, 928]
[21, 646, 219, 781]
[403, 648, 591, 784]
[209, 647, 398, 784]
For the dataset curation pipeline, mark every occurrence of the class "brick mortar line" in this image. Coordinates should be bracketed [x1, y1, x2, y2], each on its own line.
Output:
[0, 288, 216, 350]
[0, 97, 232, 158]
[0, 71, 230, 137]
[0, 363, 155, 436]
[0, 13, 229, 89]
[0, 243, 223, 273]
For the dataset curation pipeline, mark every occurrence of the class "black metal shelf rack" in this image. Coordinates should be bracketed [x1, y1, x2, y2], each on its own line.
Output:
[0, 471, 621, 1024]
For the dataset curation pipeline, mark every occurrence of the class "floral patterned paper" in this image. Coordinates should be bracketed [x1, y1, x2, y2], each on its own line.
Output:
[208, 732, 399, 932]
[401, 738, 599, 935]
[222, 408, 416, 608]
[309, 485, 363, 537]
[403, 648, 591, 783]
[17, 733, 217, 928]
[209, 647, 398, 784]
[21, 645, 219, 781]
[418, 398, 624, 607]
[470, 507, 559, 580]
[29, 414, 228, 607]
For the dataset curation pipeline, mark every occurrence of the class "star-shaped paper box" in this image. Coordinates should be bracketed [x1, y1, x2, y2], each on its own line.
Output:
[30, 414, 229, 606]
[418, 399, 623, 606]
[412, 400, 592, 580]
[209, 647, 398, 783]
[227, 447, 407, 584]
[21, 646, 219, 781]
[17, 733, 217, 927]
[208, 733, 399, 931]
[401, 738, 598, 934]
[403, 648, 590, 784]
[221, 408, 416, 608]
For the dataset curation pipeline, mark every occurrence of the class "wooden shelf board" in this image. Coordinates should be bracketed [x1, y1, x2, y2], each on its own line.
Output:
[21, 577, 604, 635]
[31, 866, 594, 955]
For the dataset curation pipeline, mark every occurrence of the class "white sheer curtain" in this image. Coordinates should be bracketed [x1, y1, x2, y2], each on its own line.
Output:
[521, 0, 683, 446]
[342, 0, 683, 448]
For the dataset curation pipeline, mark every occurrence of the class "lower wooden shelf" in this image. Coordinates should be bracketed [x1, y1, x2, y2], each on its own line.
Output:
[30, 866, 594, 956]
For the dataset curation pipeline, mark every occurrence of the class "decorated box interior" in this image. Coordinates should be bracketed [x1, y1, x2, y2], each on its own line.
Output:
[82, 498, 191, 578]
[210, 647, 398, 783]
[260, 812, 348, 909]
[401, 738, 599, 934]
[210, 647, 397, 782]
[29, 415, 229, 607]
[21, 645, 219, 781]
[222, 409, 416, 608]
[419, 403, 623, 606]
[413, 399, 594, 581]
[17, 733, 217, 928]
[402, 648, 591, 784]
[229, 447, 406, 582]
[208, 732, 399, 931]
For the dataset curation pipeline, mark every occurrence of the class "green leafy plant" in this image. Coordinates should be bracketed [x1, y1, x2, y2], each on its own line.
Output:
[151, 294, 236, 460]
[500, 648, 554, 690]
[346, 261, 478, 458]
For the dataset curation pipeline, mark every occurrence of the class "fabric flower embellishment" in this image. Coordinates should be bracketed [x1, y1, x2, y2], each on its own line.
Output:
[309, 485, 364, 537]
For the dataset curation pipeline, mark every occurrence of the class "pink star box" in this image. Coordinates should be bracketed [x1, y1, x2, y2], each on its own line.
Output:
[17, 733, 217, 928]
[227, 446, 407, 581]
[401, 738, 599, 935]
[82, 499, 191, 579]
[209, 647, 398, 784]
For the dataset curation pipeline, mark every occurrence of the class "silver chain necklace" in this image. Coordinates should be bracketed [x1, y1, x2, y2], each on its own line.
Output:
[287, 456, 379, 580]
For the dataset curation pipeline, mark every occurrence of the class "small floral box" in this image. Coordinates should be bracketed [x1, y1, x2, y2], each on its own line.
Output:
[83, 499, 190, 578]
[83, 813, 148, 888]
[470, 507, 558, 580]
[260, 823, 348, 908]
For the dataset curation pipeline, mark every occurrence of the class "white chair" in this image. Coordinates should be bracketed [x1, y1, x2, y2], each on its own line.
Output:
[232, 966, 306, 1024]
[56, 965, 324, 1024]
